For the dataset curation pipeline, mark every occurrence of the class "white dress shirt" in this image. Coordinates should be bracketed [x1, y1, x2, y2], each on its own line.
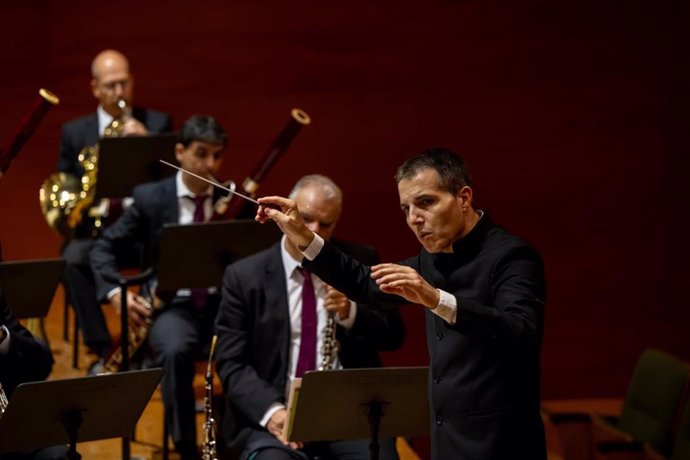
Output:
[97, 105, 114, 137]
[259, 236, 357, 427]
[107, 171, 214, 300]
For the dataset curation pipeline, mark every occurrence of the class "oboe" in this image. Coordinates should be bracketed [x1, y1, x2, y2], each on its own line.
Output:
[201, 335, 219, 460]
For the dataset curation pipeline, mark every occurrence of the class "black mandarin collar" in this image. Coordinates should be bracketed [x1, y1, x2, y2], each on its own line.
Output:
[451, 211, 492, 255]
[427, 211, 493, 272]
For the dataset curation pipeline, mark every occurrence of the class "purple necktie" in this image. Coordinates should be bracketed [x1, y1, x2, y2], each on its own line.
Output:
[295, 268, 317, 377]
[188, 195, 208, 308]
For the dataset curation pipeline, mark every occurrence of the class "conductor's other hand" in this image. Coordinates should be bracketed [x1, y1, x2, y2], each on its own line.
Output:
[110, 290, 152, 327]
[371, 263, 441, 309]
[257, 196, 315, 251]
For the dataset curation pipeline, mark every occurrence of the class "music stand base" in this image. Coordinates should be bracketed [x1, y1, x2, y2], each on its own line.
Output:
[367, 402, 385, 460]
[61, 410, 83, 460]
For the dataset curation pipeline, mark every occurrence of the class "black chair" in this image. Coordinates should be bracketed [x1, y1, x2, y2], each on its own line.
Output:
[590, 349, 689, 460]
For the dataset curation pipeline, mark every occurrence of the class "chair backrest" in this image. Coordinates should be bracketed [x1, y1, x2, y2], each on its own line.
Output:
[618, 349, 689, 457]
[670, 391, 690, 460]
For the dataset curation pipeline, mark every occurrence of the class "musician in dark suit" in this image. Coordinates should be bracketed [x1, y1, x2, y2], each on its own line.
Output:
[90, 115, 236, 460]
[0, 288, 67, 460]
[256, 149, 547, 460]
[58, 49, 172, 371]
[0, 287, 53, 407]
[216, 175, 405, 460]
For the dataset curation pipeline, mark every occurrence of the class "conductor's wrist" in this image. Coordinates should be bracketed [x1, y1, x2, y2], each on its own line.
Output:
[297, 230, 315, 251]
[300, 233, 324, 261]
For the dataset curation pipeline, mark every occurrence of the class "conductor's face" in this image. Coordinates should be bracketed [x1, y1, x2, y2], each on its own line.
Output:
[294, 185, 341, 242]
[398, 168, 473, 254]
[175, 141, 224, 192]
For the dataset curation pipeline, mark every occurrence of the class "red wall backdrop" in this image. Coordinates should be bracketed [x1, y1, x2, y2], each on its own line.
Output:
[1, 0, 689, 399]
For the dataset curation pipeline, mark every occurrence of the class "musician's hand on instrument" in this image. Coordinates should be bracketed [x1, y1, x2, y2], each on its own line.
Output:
[257, 196, 315, 251]
[371, 263, 440, 309]
[122, 118, 148, 136]
[324, 286, 350, 320]
[110, 290, 152, 327]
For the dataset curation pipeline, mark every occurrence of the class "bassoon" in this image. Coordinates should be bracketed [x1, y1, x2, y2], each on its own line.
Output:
[213, 108, 311, 218]
[0, 88, 60, 173]
[0, 88, 59, 416]
[102, 108, 311, 373]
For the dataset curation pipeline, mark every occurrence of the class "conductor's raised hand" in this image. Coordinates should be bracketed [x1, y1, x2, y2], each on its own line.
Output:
[257, 196, 315, 250]
[371, 263, 440, 309]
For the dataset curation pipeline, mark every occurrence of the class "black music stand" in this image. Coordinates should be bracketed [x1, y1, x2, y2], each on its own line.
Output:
[0, 368, 163, 459]
[94, 134, 177, 200]
[153, 220, 279, 460]
[284, 367, 429, 460]
[155, 220, 281, 291]
[0, 258, 65, 319]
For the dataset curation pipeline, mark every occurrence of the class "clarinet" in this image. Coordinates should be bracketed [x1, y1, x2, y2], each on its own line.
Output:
[319, 287, 340, 371]
[201, 335, 219, 460]
[0, 382, 8, 417]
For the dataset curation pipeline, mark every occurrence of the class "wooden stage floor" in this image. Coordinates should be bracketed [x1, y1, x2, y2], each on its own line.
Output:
[39, 286, 198, 460]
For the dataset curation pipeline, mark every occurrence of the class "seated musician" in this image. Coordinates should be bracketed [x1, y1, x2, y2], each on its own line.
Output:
[215, 175, 405, 460]
[56, 49, 172, 373]
[1, 165, 64, 459]
[90, 115, 246, 460]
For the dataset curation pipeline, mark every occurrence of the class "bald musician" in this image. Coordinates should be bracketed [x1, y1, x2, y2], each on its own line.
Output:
[57, 49, 172, 374]
[215, 175, 405, 460]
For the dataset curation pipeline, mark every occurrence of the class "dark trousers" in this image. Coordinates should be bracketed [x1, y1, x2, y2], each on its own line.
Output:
[149, 298, 217, 460]
[242, 430, 398, 460]
[62, 238, 111, 357]
[0, 446, 68, 460]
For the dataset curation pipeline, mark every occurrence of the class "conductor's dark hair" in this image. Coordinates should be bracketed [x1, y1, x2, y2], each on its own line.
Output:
[395, 148, 473, 195]
[178, 115, 227, 147]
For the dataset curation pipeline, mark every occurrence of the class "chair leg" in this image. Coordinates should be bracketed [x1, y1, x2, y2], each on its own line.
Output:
[162, 407, 169, 460]
[72, 312, 79, 369]
[63, 288, 69, 342]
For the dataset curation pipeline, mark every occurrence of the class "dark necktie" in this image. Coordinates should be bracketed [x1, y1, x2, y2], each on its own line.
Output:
[188, 195, 208, 308]
[295, 267, 317, 377]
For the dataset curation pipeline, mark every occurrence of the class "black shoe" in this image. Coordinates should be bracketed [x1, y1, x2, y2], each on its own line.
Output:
[87, 358, 106, 376]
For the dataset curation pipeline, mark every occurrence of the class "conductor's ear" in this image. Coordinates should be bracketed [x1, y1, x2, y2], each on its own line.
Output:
[458, 186, 473, 210]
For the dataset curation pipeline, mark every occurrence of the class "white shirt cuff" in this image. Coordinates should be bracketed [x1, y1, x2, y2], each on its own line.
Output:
[106, 287, 121, 301]
[260, 402, 286, 428]
[0, 325, 11, 355]
[335, 301, 357, 329]
[301, 233, 324, 261]
[431, 289, 457, 324]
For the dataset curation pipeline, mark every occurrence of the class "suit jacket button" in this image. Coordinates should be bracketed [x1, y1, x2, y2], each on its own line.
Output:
[436, 332, 443, 341]
[433, 376, 441, 384]
[435, 415, 443, 425]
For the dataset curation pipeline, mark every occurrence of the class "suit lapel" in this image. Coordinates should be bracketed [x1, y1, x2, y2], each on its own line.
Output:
[160, 176, 179, 224]
[84, 114, 99, 146]
[263, 243, 290, 371]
